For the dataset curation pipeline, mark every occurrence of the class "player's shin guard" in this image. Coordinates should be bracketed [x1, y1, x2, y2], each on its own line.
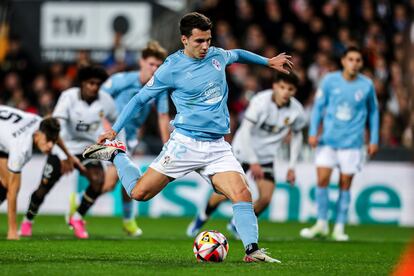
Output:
[316, 187, 329, 221]
[77, 187, 101, 216]
[113, 153, 142, 197]
[232, 202, 259, 251]
[336, 190, 350, 224]
[0, 184, 7, 204]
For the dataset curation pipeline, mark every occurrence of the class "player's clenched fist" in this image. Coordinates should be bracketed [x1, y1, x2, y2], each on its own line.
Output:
[97, 129, 117, 144]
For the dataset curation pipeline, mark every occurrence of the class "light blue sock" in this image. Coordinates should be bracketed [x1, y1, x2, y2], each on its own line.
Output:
[336, 190, 350, 224]
[232, 202, 258, 248]
[113, 153, 142, 197]
[122, 200, 134, 220]
[316, 187, 329, 220]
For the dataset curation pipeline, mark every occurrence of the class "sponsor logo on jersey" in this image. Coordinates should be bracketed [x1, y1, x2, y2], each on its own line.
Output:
[203, 82, 223, 104]
[212, 59, 221, 71]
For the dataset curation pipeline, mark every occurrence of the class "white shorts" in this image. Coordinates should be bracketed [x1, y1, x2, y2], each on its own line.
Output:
[315, 146, 364, 175]
[150, 131, 245, 181]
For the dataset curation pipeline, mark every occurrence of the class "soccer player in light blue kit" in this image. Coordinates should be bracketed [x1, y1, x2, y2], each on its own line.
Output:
[83, 12, 293, 262]
[100, 41, 170, 236]
[300, 47, 379, 241]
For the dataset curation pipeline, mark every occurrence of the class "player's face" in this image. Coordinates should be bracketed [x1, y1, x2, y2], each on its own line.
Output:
[81, 78, 102, 101]
[273, 80, 297, 106]
[35, 132, 55, 154]
[139, 56, 163, 83]
[182, 28, 212, 59]
[341, 51, 363, 77]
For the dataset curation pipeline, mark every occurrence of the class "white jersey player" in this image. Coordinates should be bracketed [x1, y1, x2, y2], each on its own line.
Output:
[19, 66, 116, 239]
[187, 72, 306, 238]
[0, 105, 69, 240]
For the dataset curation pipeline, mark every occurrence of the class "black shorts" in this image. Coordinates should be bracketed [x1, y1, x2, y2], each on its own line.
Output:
[0, 151, 8, 159]
[241, 162, 275, 183]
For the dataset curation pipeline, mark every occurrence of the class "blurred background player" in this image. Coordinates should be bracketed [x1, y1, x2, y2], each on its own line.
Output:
[0, 106, 68, 239]
[100, 40, 170, 236]
[300, 47, 379, 241]
[187, 72, 306, 238]
[84, 12, 293, 262]
[19, 65, 117, 239]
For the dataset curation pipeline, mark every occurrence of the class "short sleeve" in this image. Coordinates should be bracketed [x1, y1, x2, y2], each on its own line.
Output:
[53, 92, 70, 120]
[7, 138, 31, 173]
[244, 96, 263, 124]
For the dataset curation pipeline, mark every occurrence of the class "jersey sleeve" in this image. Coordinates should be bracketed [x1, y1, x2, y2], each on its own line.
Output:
[292, 104, 307, 132]
[52, 92, 71, 120]
[309, 75, 329, 136]
[367, 82, 379, 145]
[155, 91, 169, 114]
[243, 96, 262, 124]
[101, 73, 123, 97]
[112, 62, 173, 133]
[7, 138, 31, 173]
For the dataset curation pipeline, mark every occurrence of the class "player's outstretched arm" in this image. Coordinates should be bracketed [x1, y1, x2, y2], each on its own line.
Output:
[229, 49, 293, 74]
[6, 172, 21, 240]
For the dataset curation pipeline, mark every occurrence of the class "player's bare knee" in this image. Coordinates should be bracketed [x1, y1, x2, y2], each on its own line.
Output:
[130, 189, 152, 201]
[231, 185, 252, 202]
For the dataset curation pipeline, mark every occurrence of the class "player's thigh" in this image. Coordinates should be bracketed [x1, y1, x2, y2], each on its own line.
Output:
[337, 148, 363, 175]
[256, 178, 275, 203]
[211, 171, 251, 203]
[102, 165, 119, 192]
[131, 167, 172, 201]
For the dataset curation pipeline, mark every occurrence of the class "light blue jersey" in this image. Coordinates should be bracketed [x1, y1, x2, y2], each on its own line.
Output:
[113, 47, 268, 140]
[101, 71, 169, 141]
[309, 71, 379, 148]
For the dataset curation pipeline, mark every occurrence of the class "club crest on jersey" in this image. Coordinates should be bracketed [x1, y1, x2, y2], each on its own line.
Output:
[146, 76, 155, 87]
[212, 59, 221, 71]
[354, 90, 363, 102]
[284, 117, 290, 125]
[99, 111, 104, 118]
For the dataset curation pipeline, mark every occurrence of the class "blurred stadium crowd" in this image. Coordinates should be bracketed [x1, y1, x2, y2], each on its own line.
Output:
[0, 0, 413, 151]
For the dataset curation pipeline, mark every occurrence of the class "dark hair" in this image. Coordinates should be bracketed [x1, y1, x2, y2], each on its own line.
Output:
[142, 41, 167, 61]
[77, 65, 108, 84]
[179, 12, 212, 37]
[342, 46, 363, 58]
[39, 117, 60, 142]
[272, 72, 299, 88]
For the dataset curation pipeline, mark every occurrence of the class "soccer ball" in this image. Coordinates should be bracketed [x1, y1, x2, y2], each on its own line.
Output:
[193, 230, 229, 262]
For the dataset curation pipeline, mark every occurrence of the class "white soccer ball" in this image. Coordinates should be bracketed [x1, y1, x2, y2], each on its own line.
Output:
[193, 230, 229, 262]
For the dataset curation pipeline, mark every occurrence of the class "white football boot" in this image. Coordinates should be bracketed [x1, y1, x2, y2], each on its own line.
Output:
[243, 248, 281, 263]
[82, 140, 126, 162]
[331, 223, 349, 241]
[300, 220, 329, 239]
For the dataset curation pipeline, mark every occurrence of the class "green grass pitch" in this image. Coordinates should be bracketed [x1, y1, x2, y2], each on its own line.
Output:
[0, 214, 412, 275]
